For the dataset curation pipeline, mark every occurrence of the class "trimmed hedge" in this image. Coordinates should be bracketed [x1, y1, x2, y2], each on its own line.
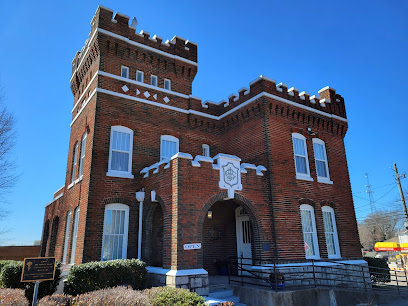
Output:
[64, 259, 147, 296]
[363, 257, 391, 283]
[146, 287, 205, 306]
[0, 260, 62, 304]
[0, 288, 28, 306]
[38, 294, 73, 306]
[74, 286, 148, 305]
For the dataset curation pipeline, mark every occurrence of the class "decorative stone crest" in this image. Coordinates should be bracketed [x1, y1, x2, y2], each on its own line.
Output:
[213, 154, 242, 199]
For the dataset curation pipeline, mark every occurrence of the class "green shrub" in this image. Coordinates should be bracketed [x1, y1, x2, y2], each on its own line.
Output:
[73, 286, 148, 305]
[145, 287, 205, 306]
[0, 288, 29, 305]
[0, 261, 62, 304]
[38, 294, 73, 306]
[363, 257, 390, 283]
[64, 259, 147, 296]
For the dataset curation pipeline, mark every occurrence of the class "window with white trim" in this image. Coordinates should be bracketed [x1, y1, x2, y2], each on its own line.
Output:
[71, 143, 78, 183]
[202, 144, 210, 157]
[121, 66, 129, 78]
[300, 204, 320, 259]
[292, 133, 312, 181]
[160, 135, 179, 160]
[136, 70, 144, 83]
[70, 207, 80, 264]
[313, 139, 332, 184]
[151, 74, 158, 87]
[78, 133, 87, 178]
[164, 79, 171, 91]
[62, 211, 72, 264]
[101, 203, 129, 261]
[107, 126, 134, 179]
[322, 206, 341, 258]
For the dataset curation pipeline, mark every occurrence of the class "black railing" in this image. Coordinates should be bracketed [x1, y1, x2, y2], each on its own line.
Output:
[227, 256, 408, 296]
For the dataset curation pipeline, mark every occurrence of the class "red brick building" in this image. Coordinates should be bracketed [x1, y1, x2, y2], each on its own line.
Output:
[41, 6, 361, 293]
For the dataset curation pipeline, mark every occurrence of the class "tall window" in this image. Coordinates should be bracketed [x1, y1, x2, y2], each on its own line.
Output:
[202, 144, 210, 157]
[151, 75, 158, 87]
[136, 70, 144, 83]
[70, 207, 80, 264]
[322, 206, 340, 258]
[121, 66, 129, 78]
[71, 143, 78, 183]
[107, 126, 134, 179]
[101, 204, 129, 261]
[313, 139, 332, 184]
[62, 211, 72, 263]
[300, 204, 320, 259]
[78, 133, 87, 178]
[164, 79, 171, 90]
[292, 133, 311, 181]
[160, 135, 179, 160]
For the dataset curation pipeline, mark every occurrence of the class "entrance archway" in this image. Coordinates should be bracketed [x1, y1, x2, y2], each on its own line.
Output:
[201, 195, 259, 275]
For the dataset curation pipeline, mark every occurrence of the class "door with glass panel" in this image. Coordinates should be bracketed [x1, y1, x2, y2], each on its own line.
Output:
[235, 207, 252, 275]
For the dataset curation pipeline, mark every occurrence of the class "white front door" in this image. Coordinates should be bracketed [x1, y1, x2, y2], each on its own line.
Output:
[235, 207, 252, 275]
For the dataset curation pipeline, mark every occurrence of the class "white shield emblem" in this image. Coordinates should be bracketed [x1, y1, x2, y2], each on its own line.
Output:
[222, 162, 239, 187]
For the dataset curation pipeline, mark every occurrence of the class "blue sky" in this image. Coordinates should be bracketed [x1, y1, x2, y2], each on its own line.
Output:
[0, 0, 407, 245]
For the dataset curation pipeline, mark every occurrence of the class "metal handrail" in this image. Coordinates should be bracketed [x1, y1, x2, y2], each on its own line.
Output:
[227, 256, 408, 296]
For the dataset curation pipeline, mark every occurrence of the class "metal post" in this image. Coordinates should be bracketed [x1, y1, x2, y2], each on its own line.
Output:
[273, 262, 278, 292]
[312, 260, 317, 288]
[361, 266, 367, 292]
[240, 255, 243, 286]
[395, 270, 400, 295]
[32, 281, 40, 306]
[394, 163, 408, 230]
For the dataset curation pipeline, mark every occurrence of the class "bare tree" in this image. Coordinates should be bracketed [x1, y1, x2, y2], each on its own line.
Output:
[0, 89, 17, 242]
[358, 210, 404, 250]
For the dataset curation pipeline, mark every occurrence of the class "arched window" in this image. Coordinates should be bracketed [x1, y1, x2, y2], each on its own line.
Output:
[70, 207, 80, 264]
[322, 206, 341, 258]
[292, 133, 312, 181]
[300, 204, 320, 259]
[313, 138, 332, 184]
[101, 203, 129, 261]
[107, 126, 134, 178]
[78, 133, 87, 178]
[62, 211, 72, 263]
[71, 142, 79, 183]
[160, 135, 179, 160]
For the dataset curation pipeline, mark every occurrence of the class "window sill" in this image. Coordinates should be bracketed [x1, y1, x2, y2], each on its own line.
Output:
[317, 177, 333, 185]
[306, 256, 321, 260]
[328, 255, 341, 259]
[106, 171, 134, 179]
[296, 174, 314, 182]
[67, 182, 74, 189]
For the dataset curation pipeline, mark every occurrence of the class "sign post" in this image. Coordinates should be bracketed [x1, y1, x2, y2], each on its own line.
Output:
[21, 257, 56, 306]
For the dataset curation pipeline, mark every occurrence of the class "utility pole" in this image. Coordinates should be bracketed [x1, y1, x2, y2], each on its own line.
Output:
[365, 173, 375, 213]
[394, 163, 408, 230]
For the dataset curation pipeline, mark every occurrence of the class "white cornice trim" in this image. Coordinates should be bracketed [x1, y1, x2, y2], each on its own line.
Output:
[97, 28, 198, 67]
[83, 87, 348, 124]
[98, 71, 190, 99]
[70, 88, 97, 126]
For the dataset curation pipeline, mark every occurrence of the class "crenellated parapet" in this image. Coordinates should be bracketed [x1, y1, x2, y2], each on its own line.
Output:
[187, 75, 347, 121]
[92, 6, 197, 63]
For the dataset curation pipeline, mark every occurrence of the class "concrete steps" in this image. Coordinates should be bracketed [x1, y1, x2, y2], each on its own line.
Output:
[205, 286, 246, 306]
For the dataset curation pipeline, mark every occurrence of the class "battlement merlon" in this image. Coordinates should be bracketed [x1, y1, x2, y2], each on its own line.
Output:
[71, 6, 197, 73]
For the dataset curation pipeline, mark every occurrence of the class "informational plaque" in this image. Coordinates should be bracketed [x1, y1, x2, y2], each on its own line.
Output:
[21, 257, 56, 282]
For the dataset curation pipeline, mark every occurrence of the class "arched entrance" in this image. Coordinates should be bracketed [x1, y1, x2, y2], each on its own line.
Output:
[202, 198, 256, 275]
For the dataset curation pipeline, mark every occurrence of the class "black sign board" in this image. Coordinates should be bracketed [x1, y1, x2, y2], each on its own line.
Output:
[21, 257, 56, 282]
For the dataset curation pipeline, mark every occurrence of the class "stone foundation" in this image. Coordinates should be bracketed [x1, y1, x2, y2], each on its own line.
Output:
[146, 267, 209, 296]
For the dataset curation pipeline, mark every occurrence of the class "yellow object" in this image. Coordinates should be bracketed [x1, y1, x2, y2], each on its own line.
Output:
[374, 242, 400, 251]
